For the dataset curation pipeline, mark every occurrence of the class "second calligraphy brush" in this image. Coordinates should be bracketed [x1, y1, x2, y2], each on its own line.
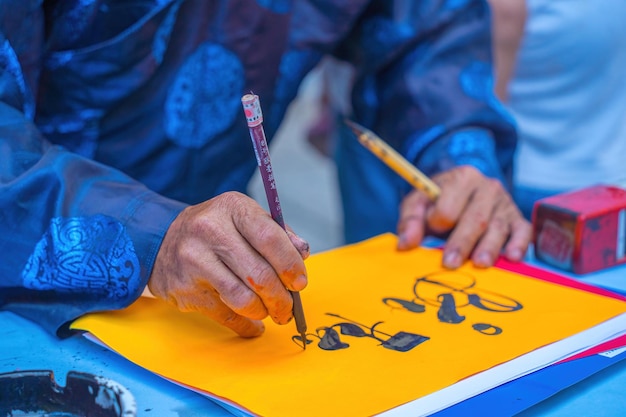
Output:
[241, 93, 308, 350]
[345, 120, 441, 201]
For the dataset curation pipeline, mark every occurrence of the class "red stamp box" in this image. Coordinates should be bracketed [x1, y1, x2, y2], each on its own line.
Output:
[532, 185, 626, 274]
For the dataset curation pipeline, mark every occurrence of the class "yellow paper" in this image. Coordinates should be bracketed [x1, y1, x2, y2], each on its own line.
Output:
[72, 234, 626, 417]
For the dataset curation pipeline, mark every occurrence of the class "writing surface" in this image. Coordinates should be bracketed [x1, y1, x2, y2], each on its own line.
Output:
[73, 234, 626, 416]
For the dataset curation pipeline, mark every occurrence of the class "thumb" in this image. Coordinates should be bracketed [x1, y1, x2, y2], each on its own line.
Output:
[286, 229, 310, 260]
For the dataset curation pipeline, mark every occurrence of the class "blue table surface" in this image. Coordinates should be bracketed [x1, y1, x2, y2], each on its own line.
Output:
[1, 248, 626, 416]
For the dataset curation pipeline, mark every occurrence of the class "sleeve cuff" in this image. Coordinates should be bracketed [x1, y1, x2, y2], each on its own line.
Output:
[413, 128, 506, 184]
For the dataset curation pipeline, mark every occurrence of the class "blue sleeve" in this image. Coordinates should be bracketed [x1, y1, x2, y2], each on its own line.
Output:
[345, 0, 518, 187]
[0, 1, 186, 336]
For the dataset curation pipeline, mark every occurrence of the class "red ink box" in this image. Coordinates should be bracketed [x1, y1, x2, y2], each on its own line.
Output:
[532, 184, 626, 274]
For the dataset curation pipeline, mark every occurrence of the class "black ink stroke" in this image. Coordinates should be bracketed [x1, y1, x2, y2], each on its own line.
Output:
[383, 270, 523, 335]
[437, 293, 465, 324]
[472, 323, 503, 335]
[293, 313, 429, 352]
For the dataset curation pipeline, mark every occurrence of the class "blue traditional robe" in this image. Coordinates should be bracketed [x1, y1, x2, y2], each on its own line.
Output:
[0, 0, 516, 335]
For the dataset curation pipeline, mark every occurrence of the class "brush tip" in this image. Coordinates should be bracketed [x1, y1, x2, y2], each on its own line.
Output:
[343, 119, 362, 137]
[301, 332, 307, 350]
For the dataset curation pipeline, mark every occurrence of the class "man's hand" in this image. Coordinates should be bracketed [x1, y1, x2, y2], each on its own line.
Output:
[396, 166, 531, 269]
[148, 191, 310, 338]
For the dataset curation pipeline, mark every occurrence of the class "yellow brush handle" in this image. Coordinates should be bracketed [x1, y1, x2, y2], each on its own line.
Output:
[356, 132, 441, 201]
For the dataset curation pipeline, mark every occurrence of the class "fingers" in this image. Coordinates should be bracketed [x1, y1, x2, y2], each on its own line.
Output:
[151, 209, 280, 325]
[413, 166, 532, 269]
[470, 199, 532, 267]
[504, 216, 533, 262]
[149, 191, 310, 337]
[180, 285, 265, 338]
[204, 193, 306, 325]
[235, 210, 308, 292]
[195, 252, 273, 321]
[428, 166, 481, 234]
[214, 231, 296, 325]
[286, 228, 311, 260]
[442, 177, 505, 268]
[397, 190, 430, 250]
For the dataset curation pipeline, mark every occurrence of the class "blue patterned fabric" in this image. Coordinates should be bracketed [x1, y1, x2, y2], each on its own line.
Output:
[23, 215, 140, 300]
[164, 43, 245, 148]
[256, 0, 291, 14]
[0, 0, 516, 334]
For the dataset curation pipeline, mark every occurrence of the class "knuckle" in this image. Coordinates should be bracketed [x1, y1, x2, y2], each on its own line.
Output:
[469, 212, 489, 233]
[458, 165, 480, 180]
[486, 178, 504, 194]
[405, 189, 429, 206]
[399, 209, 426, 226]
[176, 238, 200, 266]
[214, 191, 250, 221]
[190, 211, 223, 238]
[219, 310, 245, 327]
[255, 221, 279, 245]
[177, 304, 193, 313]
[219, 190, 246, 206]
[432, 207, 456, 228]
[489, 216, 509, 234]
[221, 285, 262, 317]
[174, 296, 199, 313]
[512, 217, 533, 235]
[249, 262, 278, 289]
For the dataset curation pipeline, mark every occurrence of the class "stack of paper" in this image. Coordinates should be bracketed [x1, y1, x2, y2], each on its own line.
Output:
[73, 234, 626, 416]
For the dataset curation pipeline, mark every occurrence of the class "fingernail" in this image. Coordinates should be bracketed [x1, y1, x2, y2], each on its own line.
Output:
[293, 274, 308, 290]
[508, 248, 523, 261]
[290, 234, 310, 260]
[475, 252, 492, 267]
[443, 250, 462, 269]
[397, 233, 408, 250]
